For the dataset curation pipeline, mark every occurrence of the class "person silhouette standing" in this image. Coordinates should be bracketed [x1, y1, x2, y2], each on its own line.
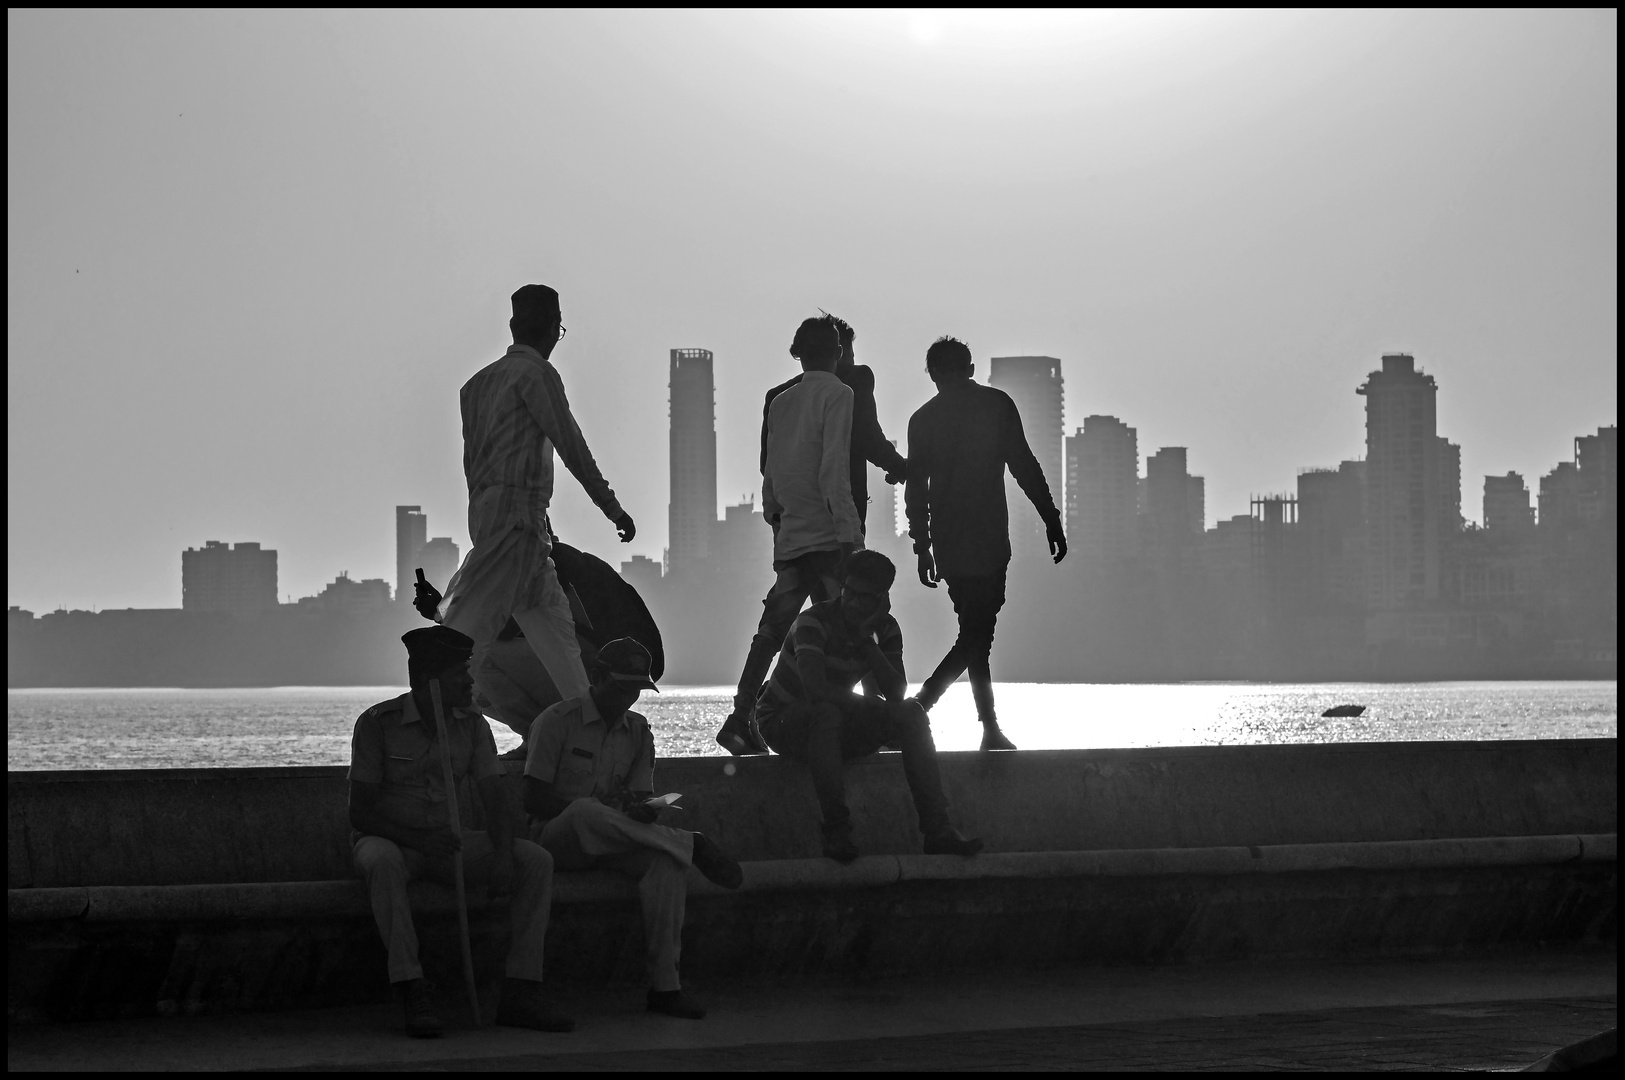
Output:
[905, 337, 1066, 750]
[427, 284, 636, 708]
[715, 316, 865, 755]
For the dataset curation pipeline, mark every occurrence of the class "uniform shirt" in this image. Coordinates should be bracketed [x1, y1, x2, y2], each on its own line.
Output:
[760, 364, 908, 528]
[348, 693, 501, 834]
[761, 370, 864, 562]
[460, 343, 624, 548]
[904, 379, 1061, 577]
[764, 599, 905, 705]
[524, 692, 656, 813]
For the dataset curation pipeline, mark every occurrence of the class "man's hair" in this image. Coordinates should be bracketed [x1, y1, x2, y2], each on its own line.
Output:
[509, 312, 558, 342]
[843, 549, 897, 590]
[819, 310, 855, 345]
[790, 317, 842, 362]
[925, 336, 972, 373]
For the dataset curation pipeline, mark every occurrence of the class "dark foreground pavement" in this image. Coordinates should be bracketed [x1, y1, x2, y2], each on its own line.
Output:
[9, 950, 1614, 1072]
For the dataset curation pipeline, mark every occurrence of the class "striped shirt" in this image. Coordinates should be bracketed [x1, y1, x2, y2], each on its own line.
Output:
[764, 600, 905, 704]
[460, 344, 624, 547]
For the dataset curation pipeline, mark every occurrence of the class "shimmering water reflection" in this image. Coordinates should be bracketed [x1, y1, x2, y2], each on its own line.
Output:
[7, 681, 1614, 771]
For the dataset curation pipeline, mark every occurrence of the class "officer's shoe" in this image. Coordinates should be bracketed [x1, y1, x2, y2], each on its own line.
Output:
[691, 833, 744, 890]
[979, 725, 1017, 752]
[822, 824, 861, 864]
[495, 978, 575, 1032]
[923, 829, 984, 857]
[647, 988, 707, 1020]
[396, 978, 443, 1039]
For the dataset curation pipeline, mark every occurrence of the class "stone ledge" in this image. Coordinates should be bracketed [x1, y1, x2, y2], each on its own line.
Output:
[10, 833, 1613, 924]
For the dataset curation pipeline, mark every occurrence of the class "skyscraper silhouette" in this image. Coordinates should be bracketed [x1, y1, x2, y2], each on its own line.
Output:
[396, 505, 427, 603]
[1065, 415, 1138, 566]
[988, 356, 1064, 561]
[667, 348, 718, 575]
[1357, 353, 1450, 610]
[182, 541, 278, 615]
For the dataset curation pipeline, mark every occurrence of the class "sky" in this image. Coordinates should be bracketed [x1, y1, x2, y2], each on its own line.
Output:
[7, 9, 1617, 613]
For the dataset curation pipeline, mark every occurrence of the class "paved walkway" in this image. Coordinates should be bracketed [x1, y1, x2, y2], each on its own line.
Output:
[9, 950, 1614, 1072]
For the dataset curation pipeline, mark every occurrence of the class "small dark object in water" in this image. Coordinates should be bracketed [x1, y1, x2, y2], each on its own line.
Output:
[1321, 704, 1367, 718]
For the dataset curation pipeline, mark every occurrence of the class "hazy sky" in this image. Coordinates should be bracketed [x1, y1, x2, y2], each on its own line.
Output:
[8, 9, 1617, 612]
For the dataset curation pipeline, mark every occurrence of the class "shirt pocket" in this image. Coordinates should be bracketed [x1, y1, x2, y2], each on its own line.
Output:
[556, 742, 598, 797]
[383, 745, 435, 788]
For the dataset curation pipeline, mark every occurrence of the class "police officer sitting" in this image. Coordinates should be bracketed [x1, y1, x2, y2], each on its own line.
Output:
[523, 637, 744, 1020]
[349, 626, 571, 1038]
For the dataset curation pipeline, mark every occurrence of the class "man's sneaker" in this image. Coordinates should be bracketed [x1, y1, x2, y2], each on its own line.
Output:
[495, 978, 575, 1032]
[715, 696, 769, 756]
[691, 833, 743, 890]
[396, 978, 443, 1039]
[647, 988, 707, 1019]
[923, 829, 984, 857]
[979, 725, 1017, 752]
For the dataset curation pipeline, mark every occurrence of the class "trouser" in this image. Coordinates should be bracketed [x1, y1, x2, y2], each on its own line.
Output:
[758, 695, 952, 839]
[732, 548, 843, 704]
[916, 572, 1008, 724]
[352, 830, 554, 984]
[441, 524, 589, 705]
[534, 799, 695, 992]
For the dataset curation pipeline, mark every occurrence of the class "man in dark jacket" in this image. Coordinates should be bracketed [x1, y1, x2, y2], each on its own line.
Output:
[904, 337, 1067, 751]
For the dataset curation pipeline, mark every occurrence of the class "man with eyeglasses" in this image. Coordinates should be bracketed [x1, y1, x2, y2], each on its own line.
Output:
[420, 284, 637, 721]
[755, 549, 983, 863]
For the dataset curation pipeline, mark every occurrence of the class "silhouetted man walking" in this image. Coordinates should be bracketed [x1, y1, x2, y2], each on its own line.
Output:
[716, 316, 864, 755]
[431, 284, 636, 706]
[905, 337, 1066, 750]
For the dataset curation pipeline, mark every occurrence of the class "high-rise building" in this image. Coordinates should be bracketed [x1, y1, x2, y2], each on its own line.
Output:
[182, 541, 278, 615]
[873, 441, 901, 539]
[1483, 472, 1534, 535]
[989, 356, 1064, 560]
[1539, 462, 1584, 531]
[396, 506, 427, 602]
[711, 500, 771, 574]
[1298, 461, 1367, 607]
[1574, 426, 1618, 527]
[1434, 437, 1462, 535]
[1144, 447, 1199, 559]
[1357, 353, 1446, 609]
[1065, 415, 1138, 564]
[296, 572, 392, 617]
[668, 349, 717, 575]
[417, 536, 460, 593]
[1187, 475, 1206, 536]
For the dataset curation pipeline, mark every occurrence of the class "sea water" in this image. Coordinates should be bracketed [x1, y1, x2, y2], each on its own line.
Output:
[7, 681, 1615, 771]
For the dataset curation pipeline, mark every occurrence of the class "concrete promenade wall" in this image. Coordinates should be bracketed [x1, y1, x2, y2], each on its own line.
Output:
[8, 741, 1617, 1022]
[9, 740, 1616, 887]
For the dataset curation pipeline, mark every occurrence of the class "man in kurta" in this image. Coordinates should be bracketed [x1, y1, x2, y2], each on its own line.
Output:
[430, 284, 636, 709]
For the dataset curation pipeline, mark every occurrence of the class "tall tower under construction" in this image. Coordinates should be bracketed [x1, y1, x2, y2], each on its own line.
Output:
[667, 348, 717, 575]
[989, 356, 1065, 560]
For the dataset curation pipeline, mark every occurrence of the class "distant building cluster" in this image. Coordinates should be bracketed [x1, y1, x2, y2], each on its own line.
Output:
[623, 345, 1615, 681]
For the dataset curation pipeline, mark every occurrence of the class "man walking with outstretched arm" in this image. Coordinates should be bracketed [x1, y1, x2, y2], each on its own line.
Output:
[430, 284, 635, 708]
[715, 317, 865, 755]
[905, 337, 1067, 750]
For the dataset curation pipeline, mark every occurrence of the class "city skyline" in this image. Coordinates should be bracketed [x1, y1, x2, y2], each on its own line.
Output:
[8, 10, 1616, 612]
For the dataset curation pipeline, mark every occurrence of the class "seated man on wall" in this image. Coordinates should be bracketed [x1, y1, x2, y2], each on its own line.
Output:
[755, 549, 984, 864]
[523, 637, 745, 1021]
[348, 626, 573, 1038]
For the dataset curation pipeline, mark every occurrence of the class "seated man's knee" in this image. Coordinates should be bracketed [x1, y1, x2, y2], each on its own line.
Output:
[512, 838, 553, 876]
[352, 836, 407, 878]
[807, 702, 844, 733]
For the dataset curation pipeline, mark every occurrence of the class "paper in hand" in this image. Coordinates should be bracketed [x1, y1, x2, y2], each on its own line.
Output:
[641, 793, 682, 810]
